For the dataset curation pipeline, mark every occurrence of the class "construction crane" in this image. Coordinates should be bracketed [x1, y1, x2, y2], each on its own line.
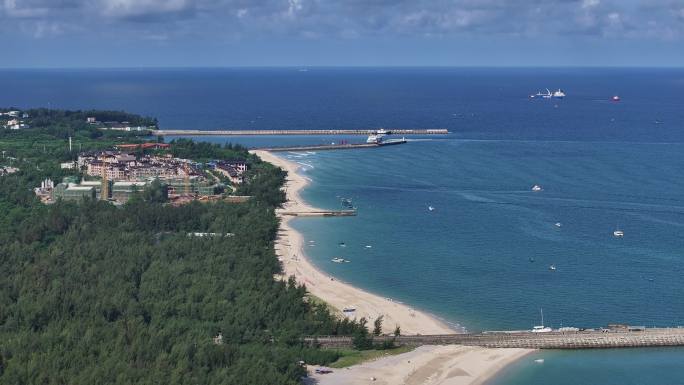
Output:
[101, 164, 109, 200]
[183, 163, 192, 196]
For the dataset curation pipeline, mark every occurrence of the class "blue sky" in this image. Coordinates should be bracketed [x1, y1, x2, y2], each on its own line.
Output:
[2, 0, 684, 67]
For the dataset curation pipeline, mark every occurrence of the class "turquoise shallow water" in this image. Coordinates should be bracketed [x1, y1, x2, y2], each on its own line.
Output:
[284, 138, 684, 384]
[3, 68, 684, 384]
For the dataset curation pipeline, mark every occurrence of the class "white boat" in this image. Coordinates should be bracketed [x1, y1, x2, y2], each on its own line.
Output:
[553, 89, 566, 99]
[365, 245, 372, 248]
[531, 185, 543, 192]
[555, 222, 562, 227]
[612, 95, 621, 102]
[531, 308, 553, 333]
[534, 359, 545, 364]
[614, 230, 624, 237]
[376, 128, 389, 135]
[549, 264, 556, 271]
[331, 257, 345, 263]
[367, 134, 380, 144]
[428, 206, 435, 211]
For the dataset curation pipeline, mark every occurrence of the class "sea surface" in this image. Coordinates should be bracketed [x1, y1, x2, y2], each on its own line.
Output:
[3, 68, 684, 384]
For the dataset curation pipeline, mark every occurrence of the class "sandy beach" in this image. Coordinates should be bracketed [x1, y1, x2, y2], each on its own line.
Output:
[312, 345, 532, 385]
[252, 149, 454, 335]
[251, 149, 534, 385]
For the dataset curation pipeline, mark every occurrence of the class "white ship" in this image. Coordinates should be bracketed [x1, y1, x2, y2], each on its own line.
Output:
[553, 89, 566, 99]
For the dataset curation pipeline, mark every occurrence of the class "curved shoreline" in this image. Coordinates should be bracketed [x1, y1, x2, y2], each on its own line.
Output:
[252, 149, 534, 385]
[253, 149, 454, 335]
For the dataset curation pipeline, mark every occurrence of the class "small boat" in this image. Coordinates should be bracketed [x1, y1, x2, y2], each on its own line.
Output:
[534, 359, 545, 364]
[376, 128, 389, 135]
[613, 230, 624, 238]
[428, 206, 435, 211]
[531, 185, 543, 192]
[532, 308, 553, 333]
[342, 307, 356, 313]
[612, 95, 620, 102]
[555, 222, 562, 227]
[339, 242, 346, 247]
[529, 257, 535, 263]
[553, 89, 566, 99]
[366, 134, 380, 144]
[331, 257, 344, 263]
[549, 264, 556, 271]
[365, 245, 372, 248]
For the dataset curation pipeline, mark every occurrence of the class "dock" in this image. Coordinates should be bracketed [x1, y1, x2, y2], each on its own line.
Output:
[257, 139, 406, 152]
[277, 209, 357, 217]
[306, 327, 684, 350]
[151, 129, 448, 136]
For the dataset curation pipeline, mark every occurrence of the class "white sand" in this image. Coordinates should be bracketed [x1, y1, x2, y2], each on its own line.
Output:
[252, 149, 533, 385]
[312, 345, 532, 385]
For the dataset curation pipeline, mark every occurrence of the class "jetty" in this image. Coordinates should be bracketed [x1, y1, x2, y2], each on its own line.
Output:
[277, 209, 357, 217]
[151, 129, 448, 136]
[306, 327, 684, 350]
[257, 139, 406, 152]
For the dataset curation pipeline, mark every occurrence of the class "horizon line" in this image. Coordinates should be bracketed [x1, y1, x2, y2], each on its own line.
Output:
[1, 65, 684, 71]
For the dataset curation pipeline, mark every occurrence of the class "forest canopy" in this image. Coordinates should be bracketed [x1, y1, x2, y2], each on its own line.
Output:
[0, 110, 365, 385]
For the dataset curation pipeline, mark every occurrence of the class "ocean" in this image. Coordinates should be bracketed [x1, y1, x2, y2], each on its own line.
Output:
[3, 67, 684, 384]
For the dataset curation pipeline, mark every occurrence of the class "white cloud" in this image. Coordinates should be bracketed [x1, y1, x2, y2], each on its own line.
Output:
[100, 0, 192, 19]
[3, 0, 48, 18]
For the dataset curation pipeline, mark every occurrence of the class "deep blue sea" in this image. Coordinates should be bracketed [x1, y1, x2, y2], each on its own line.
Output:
[2, 68, 684, 385]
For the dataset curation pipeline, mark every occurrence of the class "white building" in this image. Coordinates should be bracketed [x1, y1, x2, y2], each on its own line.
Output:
[60, 161, 77, 169]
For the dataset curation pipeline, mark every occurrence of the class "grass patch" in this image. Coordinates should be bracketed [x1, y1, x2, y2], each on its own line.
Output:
[328, 345, 416, 368]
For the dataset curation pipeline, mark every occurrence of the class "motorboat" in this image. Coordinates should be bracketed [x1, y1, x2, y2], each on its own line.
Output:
[428, 206, 435, 211]
[555, 222, 562, 227]
[367, 134, 380, 144]
[549, 264, 556, 271]
[612, 95, 621, 102]
[531, 185, 543, 192]
[534, 359, 545, 364]
[613, 230, 624, 238]
[331, 257, 345, 263]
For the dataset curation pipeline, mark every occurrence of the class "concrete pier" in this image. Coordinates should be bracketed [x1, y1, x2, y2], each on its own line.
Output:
[152, 129, 449, 136]
[306, 327, 684, 350]
[277, 209, 357, 217]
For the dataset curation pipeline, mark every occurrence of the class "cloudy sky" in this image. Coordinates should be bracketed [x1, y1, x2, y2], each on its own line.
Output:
[2, 0, 684, 67]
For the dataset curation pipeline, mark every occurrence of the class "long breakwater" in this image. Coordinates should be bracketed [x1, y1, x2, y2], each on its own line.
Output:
[307, 328, 684, 350]
[152, 129, 449, 136]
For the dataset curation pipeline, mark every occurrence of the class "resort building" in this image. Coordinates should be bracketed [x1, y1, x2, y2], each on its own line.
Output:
[215, 161, 247, 184]
[51, 183, 96, 202]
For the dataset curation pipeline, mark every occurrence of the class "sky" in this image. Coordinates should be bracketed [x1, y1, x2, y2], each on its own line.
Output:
[1, 0, 684, 67]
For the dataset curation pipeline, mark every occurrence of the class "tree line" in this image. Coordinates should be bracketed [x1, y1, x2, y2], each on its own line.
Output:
[0, 113, 375, 385]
